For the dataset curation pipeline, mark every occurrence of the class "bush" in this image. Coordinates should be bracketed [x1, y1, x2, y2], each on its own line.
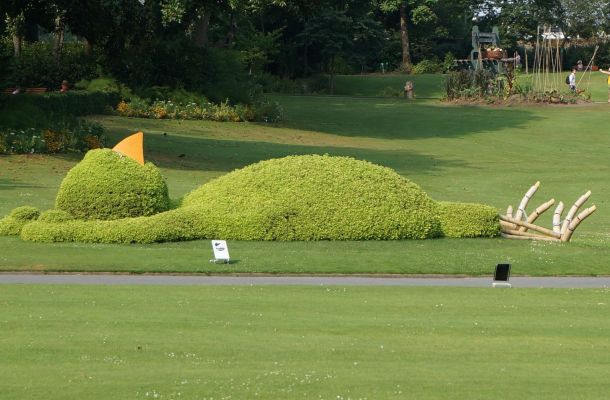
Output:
[22, 155, 443, 243]
[115, 96, 282, 123]
[0, 206, 40, 236]
[38, 209, 74, 223]
[411, 59, 442, 75]
[17, 156, 501, 244]
[1, 91, 119, 117]
[20, 207, 213, 244]
[182, 155, 442, 240]
[0, 120, 106, 155]
[55, 149, 170, 220]
[2, 41, 97, 89]
[437, 202, 500, 238]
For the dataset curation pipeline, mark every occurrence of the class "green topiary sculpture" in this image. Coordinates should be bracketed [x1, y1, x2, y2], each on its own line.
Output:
[183, 154, 442, 240]
[55, 149, 169, 220]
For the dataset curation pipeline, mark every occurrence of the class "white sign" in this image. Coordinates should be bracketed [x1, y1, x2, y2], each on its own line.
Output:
[211, 240, 230, 263]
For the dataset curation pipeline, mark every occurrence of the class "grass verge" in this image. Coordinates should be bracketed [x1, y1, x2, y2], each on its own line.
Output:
[1, 285, 609, 399]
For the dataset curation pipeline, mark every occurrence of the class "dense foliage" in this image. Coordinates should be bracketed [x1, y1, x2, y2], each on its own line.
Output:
[182, 155, 443, 240]
[55, 149, 170, 220]
[437, 202, 500, 238]
[0, 91, 111, 154]
[4, 154, 501, 243]
[0, 206, 39, 236]
[2, 1, 610, 98]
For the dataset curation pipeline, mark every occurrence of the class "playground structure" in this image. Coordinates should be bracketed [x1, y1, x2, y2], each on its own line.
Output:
[531, 26, 598, 94]
[455, 26, 513, 75]
[500, 182, 596, 242]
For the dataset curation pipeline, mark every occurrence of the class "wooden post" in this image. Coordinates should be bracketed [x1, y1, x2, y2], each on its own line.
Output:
[404, 81, 414, 99]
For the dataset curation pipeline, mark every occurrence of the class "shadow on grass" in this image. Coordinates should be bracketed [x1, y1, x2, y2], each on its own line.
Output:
[0, 178, 43, 190]
[271, 96, 543, 140]
[135, 132, 468, 175]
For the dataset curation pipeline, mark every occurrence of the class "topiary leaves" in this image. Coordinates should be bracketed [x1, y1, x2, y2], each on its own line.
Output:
[55, 149, 169, 220]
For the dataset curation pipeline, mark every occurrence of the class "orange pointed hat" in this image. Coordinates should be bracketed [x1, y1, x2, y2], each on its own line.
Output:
[112, 131, 144, 165]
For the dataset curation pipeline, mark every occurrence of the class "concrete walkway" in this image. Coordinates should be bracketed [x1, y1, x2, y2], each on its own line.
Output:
[1, 274, 610, 288]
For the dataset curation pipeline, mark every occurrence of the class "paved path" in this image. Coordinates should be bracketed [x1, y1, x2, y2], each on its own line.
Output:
[1, 274, 609, 288]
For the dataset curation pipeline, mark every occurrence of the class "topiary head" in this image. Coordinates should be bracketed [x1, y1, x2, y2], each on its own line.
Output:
[55, 149, 170, 220]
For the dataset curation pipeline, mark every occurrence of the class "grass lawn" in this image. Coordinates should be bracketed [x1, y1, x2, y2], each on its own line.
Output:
[2, 75, 610, 275]
[332, 72, 610, 102]
[1, 285, 609, 399]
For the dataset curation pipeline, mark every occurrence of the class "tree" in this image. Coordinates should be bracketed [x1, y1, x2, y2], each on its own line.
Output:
[375, 0, 442, 71]
[560, 0, 610, 40]
[298, 9, 354, 93]
[474, 0, 564, 46]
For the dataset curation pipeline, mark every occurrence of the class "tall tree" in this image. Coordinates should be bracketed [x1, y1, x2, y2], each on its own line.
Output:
[376, 0, 444, 70]
[298, 8, 354, 93]
[560, 0, 610, 39]
[474, 0, 564, 46]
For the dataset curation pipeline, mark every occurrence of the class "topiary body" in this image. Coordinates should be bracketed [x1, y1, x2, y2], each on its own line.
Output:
[18, 155, 500, 244]
[183, 155, 442, 240]
[55, 149, 169, 220]
[437, 202, 500, 238]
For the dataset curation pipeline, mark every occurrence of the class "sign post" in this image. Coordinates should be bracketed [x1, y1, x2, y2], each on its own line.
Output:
[210, 240, 230, 264]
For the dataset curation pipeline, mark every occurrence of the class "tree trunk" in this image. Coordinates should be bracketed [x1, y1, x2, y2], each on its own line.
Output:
[329, 55, 335, 95]
[53, 15, 65, 63]
[225, 14, 237, 47]
[193, 9, 210, 48]
[399, 2, 412, 70]
[12, 34, 22, 57]
[303, 44, 309, 76]
[84, 38, 93, 56]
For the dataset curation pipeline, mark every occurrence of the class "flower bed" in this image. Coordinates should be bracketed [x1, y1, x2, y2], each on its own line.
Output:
[0, 120, 105, 155]
[116, 98, 283, 123]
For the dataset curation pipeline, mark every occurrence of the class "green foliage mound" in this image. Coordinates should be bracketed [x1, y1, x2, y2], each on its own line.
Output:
[183, 155, 442, 240]
[437, 202, 500, 238]
[17, 155, 500, 244]
[0, 206, 40, 236]
[38, 210, 74, 224]
[55, 149, 170, 220]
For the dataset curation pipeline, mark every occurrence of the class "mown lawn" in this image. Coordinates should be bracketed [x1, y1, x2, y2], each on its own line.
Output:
[332, 72, 610, 102]
[2, 76, 610, 275]
[1, 285, 609, 400]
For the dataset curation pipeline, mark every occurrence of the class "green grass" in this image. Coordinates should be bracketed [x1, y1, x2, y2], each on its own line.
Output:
[332, 71, 610, 102]
[3, 75, 610, 275]
[332, 74, 445, 98]
[1, 285, 609, 399]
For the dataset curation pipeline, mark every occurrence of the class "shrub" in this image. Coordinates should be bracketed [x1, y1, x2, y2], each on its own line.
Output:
[411, 59, 442, 75]
[115, 96, 282, 122]
[20, 206, 219, 244]
[0, 206, 39, 236]
[0, 120, 106, 155]
[3, 41, 97, 88]
[437, 202, 500, 238]
[38, 209, 74, 223]
[1, 91, 119, 118]
[182, 155, 442, 241]
[22, 155, 443, 243]
[55, 149, 170, 220]
[17, 156, 500, 244]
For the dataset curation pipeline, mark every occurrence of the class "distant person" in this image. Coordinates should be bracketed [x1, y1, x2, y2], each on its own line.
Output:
[568, 68, 576, 93]
[599, 68, 610, 102]
[60, 80, 69, 93]
[577, 60, 583, 71]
